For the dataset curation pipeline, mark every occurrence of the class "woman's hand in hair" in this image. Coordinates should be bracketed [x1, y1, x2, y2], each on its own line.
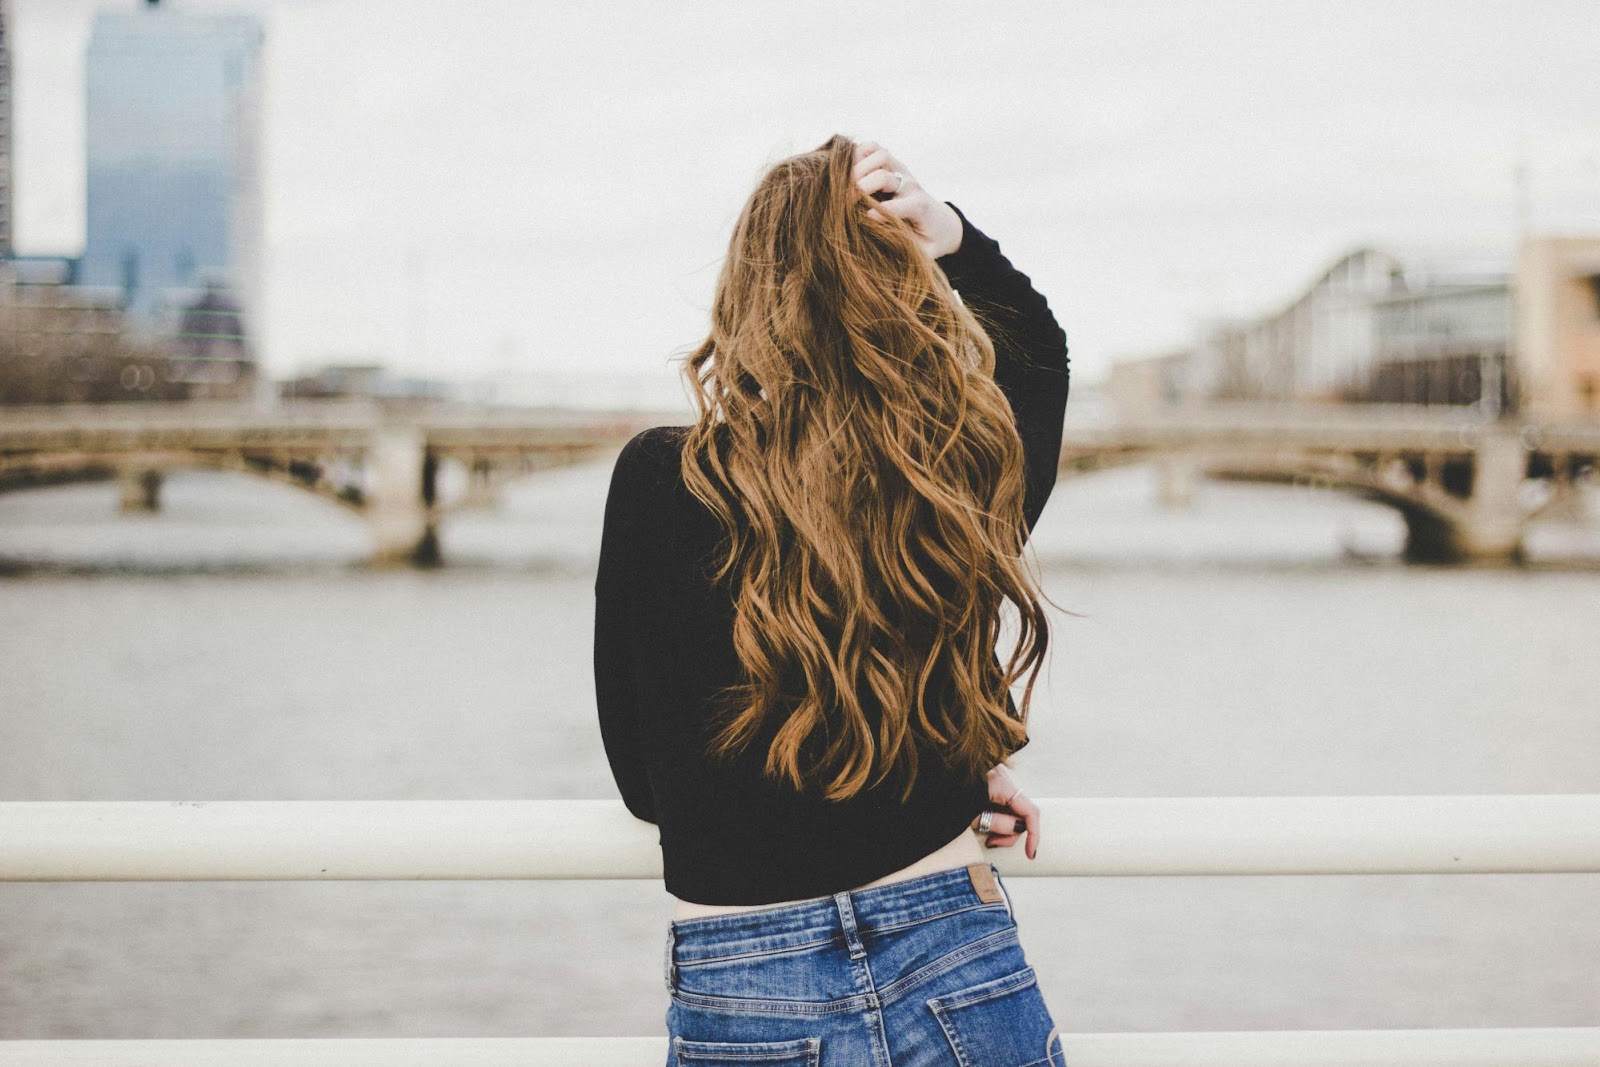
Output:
[852, 140, 963, 260]
[974, 763, 1041, 860]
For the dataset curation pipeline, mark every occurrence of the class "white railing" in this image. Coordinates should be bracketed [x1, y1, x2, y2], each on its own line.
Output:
[3, 796, 1598, 1066]
[5, 795, 1599, 880]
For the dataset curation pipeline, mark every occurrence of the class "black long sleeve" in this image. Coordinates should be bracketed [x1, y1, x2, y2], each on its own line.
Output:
[934, 201, 1071, 533]
[593, 432, 659, 824]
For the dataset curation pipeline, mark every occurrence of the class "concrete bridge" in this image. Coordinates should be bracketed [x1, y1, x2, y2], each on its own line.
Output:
[1063, 404, 1600, 561]
[2, 400, 1597, 564]
[0, 400, 675, 565]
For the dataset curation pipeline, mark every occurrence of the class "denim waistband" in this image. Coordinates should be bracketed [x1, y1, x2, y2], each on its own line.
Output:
[667, 861, 1009, 968]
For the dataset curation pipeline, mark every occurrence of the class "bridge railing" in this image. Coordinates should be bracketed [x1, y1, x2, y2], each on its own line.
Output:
[3, 796, 1598, 1066]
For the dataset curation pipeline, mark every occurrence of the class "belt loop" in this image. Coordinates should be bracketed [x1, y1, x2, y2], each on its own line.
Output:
[663, 923, 678, 992]
[992, 863, 1015, 920]
[833, 890, 867, 961]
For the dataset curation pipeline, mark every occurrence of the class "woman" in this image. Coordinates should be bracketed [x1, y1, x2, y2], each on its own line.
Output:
[594, 134, 1071, 1066]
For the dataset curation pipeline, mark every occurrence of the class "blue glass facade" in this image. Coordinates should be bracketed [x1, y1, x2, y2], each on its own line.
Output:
[80, 5, 263, 335]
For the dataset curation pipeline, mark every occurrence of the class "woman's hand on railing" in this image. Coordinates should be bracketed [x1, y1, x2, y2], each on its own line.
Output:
[974, 763, 1040, 860]
[852, 139, 963, 260]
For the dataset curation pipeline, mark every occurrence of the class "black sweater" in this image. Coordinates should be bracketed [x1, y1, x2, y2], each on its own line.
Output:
[592, 202, 1070, 905]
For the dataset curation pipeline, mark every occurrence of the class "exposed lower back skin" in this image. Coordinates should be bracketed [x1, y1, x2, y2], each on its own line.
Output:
[672, 826, 987, 920]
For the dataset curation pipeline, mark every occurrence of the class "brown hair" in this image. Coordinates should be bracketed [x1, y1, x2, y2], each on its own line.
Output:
[674, 133, 1053, 803]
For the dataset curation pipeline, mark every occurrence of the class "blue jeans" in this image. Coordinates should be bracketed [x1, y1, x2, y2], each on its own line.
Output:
[664, 861, 1066, 1066]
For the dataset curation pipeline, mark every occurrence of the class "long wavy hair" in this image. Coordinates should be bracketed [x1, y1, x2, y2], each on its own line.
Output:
[675, 133, 1054, 804]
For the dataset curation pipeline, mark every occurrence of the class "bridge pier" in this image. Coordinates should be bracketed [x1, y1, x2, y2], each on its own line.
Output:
[366, 429, 439, 566]
[1402, 430, 1528, 563]
[458, 457, 499, 509]
[1461, 430, 1529, 560]
[1399, 509, 1465, 563]
[117, 469, 163, 512]
[1155, 454, 1197, 508]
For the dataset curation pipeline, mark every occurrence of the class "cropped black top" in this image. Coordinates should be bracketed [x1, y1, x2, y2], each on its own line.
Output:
[592, 202, 1070, 904]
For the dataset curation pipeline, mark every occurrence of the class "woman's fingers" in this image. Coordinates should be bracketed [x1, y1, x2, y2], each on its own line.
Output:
[852, 144, 888, 176]
[855, 163, 920, 201]
[848, 140, 956, 254]
[1012, 793, 1042, 860]
[978, 801, 1043, 859]
[852, 144, 915, 197]
[856, 167, 902, 197]
[874, 195, 918, 218]
[853, 175, 936, 255]
[974, 767, 1041, 856]
[985, 763, 1018, 804]
[969, 812, 1025, 835]
[971, 810, 1027, 848]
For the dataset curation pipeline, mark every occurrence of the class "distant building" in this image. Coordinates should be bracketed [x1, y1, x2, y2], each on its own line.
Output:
[0, 1, 263, 404]
[0, 0, 14, 259]
[167, 273, 256, 397]
[1367, 272, 1513, 410]
[1515, 237, 1600, 419]
[1104, 349, 1193, 419]
[0, 258, 124, 345]
[1112, 237, 1600, 417]
[0, 257, 166, 404]
[1186, 246, 1514, 412]
[0, 255, 258, 404]
[80, 0, 264, 343]
[278, 363, 455, 402]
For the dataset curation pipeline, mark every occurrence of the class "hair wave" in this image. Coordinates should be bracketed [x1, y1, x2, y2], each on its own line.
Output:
[674, 133, 1054, 804]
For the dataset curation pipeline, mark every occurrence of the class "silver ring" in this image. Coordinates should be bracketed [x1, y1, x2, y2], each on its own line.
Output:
[977, 810, 994, 834]
[890, 171, 906, 194]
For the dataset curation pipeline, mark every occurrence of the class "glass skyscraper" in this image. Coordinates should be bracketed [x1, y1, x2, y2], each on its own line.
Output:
[80, 1, 263, 338]
[1, 0, 14, 259]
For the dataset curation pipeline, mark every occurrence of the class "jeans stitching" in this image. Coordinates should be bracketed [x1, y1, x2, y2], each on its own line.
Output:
[669, 987, 871, 1016]
[866, 899, 1011, 937]
[1045, 1023, 1067, 1066]
[927, 964, 1037, 1011]
[673, 1035, 823, 1064]
[875, 925, 1021, 1005]
[673, 933, 837, 968]
[670, 899, 1005, 968]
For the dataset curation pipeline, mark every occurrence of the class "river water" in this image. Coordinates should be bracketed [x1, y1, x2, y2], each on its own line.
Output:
[1, 456, 1597, 1038]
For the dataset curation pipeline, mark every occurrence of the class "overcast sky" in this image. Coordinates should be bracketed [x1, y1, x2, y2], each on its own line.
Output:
[11, 0, 1600, 392]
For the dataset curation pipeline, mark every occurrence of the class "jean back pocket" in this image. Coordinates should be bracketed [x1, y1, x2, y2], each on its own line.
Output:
[927, 965, 1064, 1066]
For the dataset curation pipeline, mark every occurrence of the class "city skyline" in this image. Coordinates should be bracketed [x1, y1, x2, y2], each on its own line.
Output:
[7, 0, 1600, 390]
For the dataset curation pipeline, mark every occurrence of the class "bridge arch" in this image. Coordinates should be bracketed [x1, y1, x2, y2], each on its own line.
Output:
[1054, 423, 1563, 563]
[0, 450, 370, 515]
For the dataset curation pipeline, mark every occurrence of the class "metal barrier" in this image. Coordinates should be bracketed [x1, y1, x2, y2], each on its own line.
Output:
[3, 796, 1598, 1065]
